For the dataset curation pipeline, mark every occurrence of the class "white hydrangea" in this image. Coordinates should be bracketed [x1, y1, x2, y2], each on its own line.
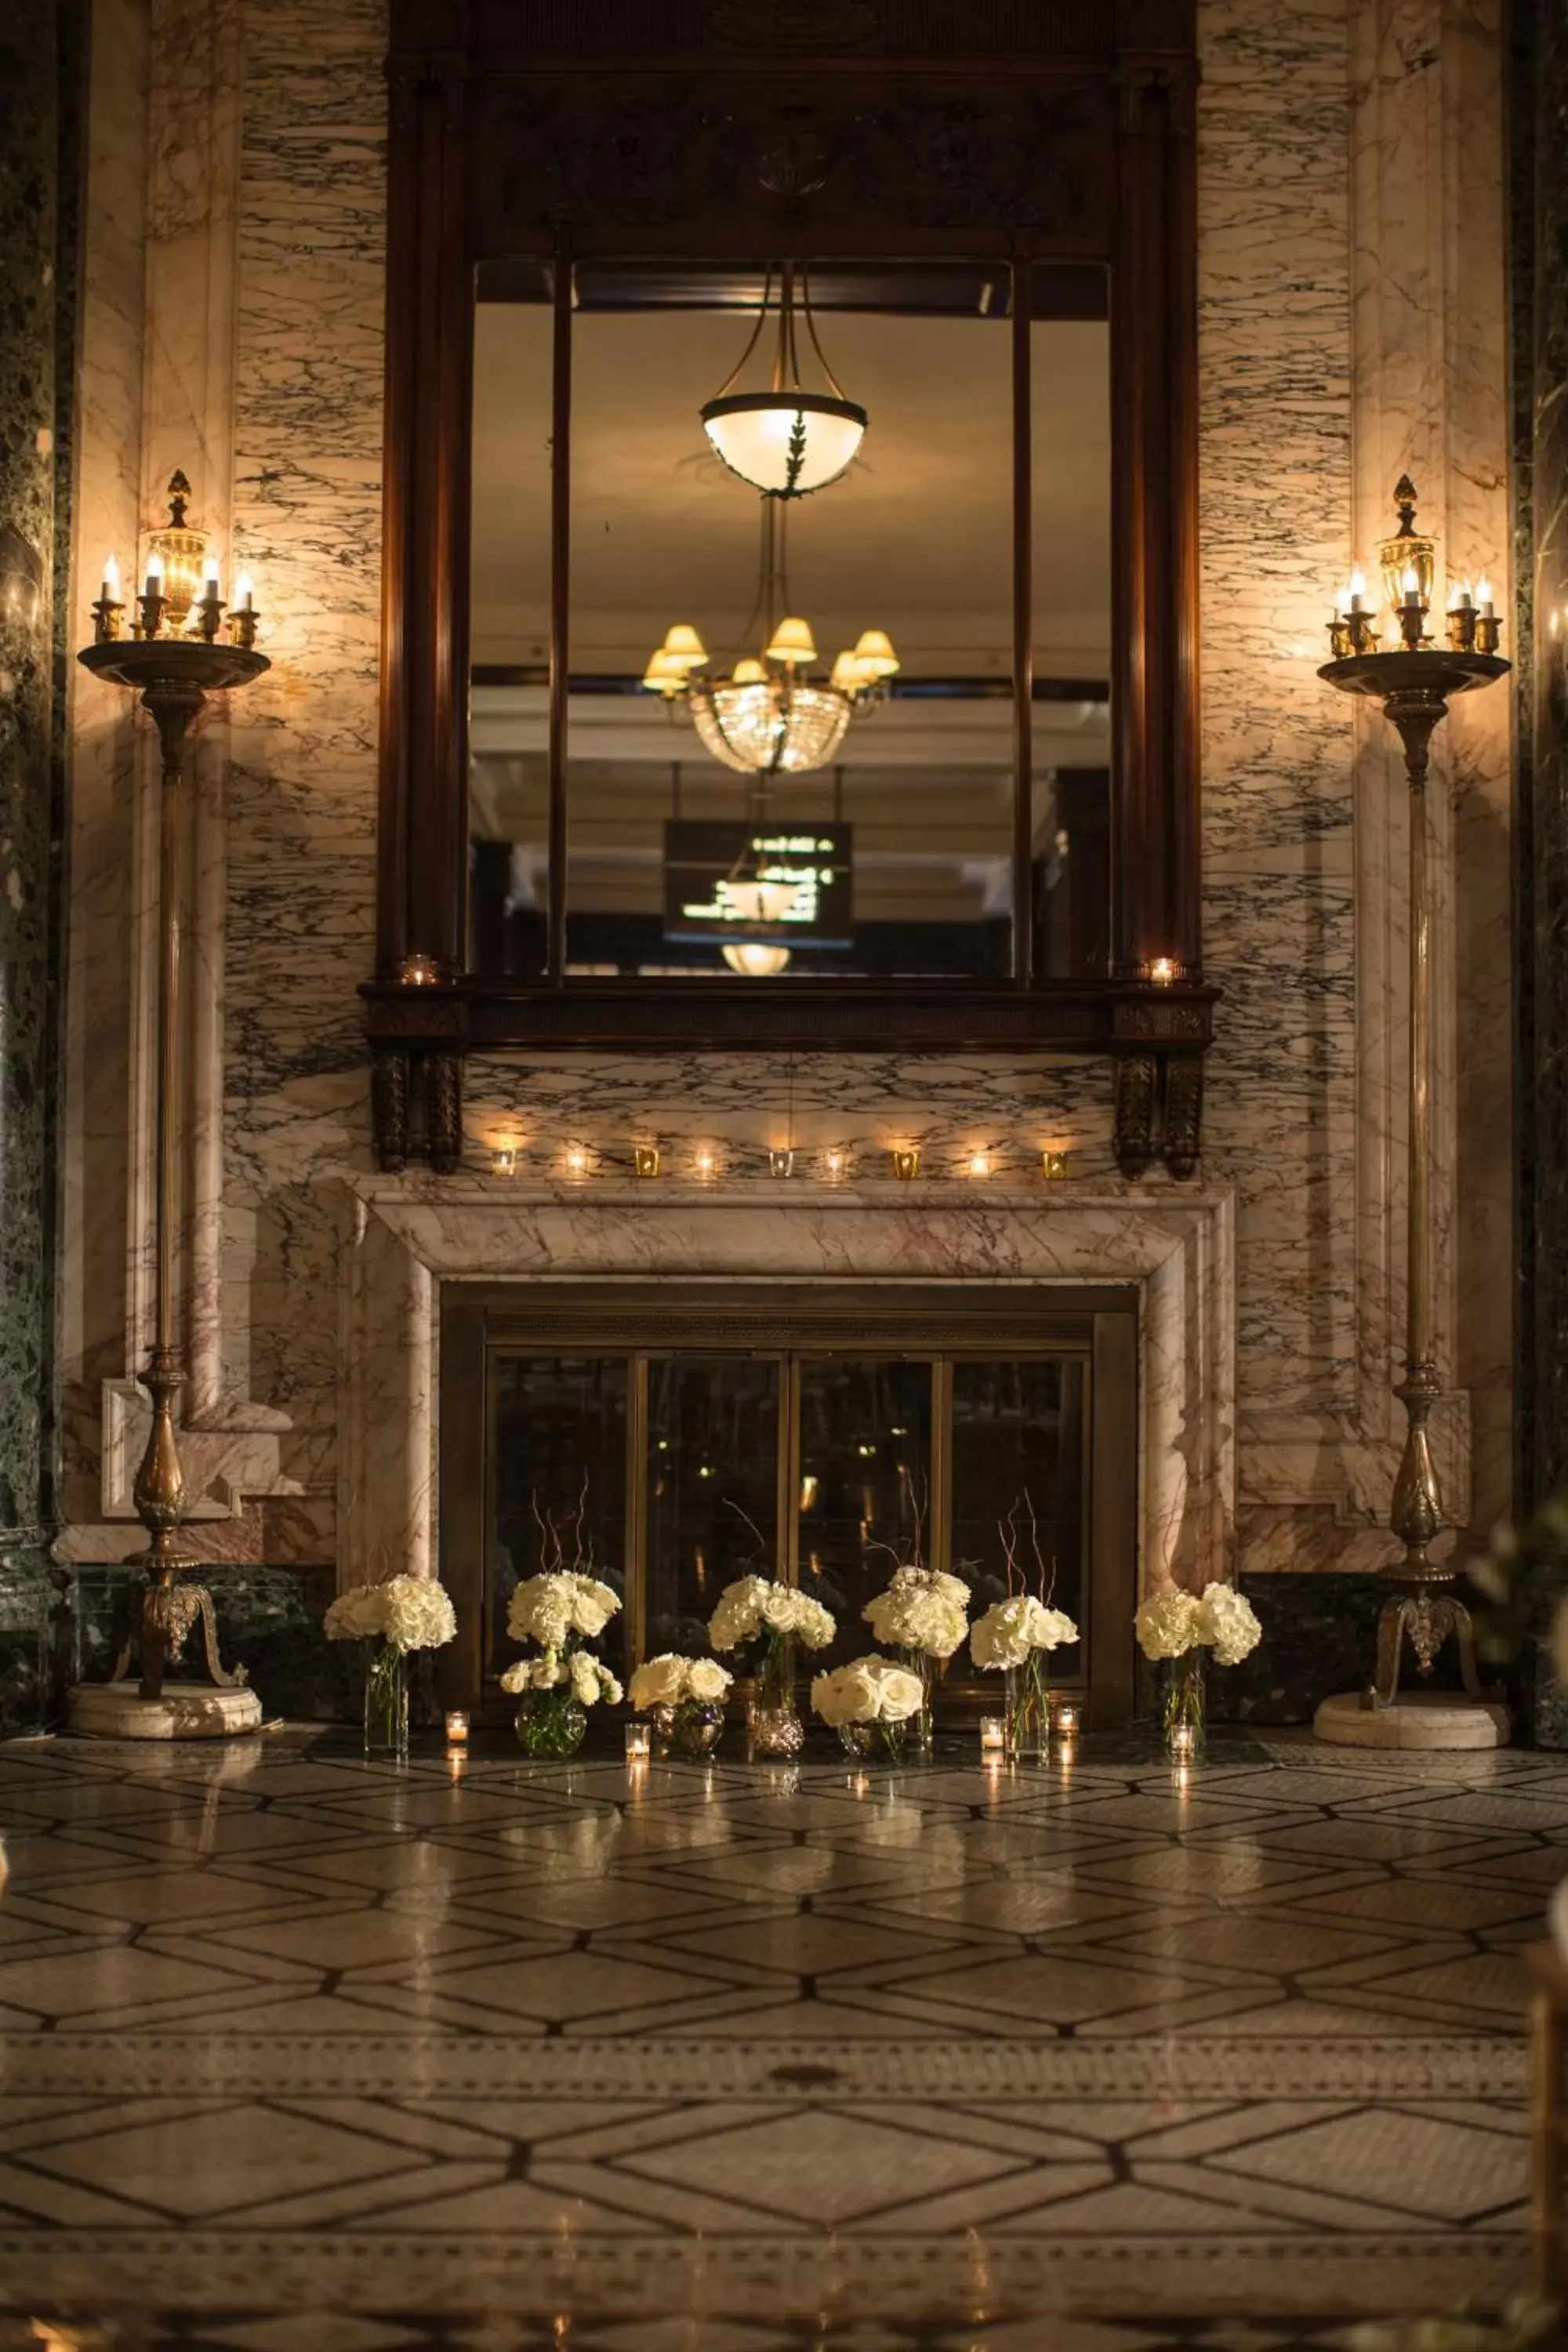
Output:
[811, 1654, 927, 1726]
[323, 1575, 457, 1654]
[628, 1653, 735, 1711]
[569, 1650, 623, 1708]
[708, 1576, 836, 1653]
[863, 1568, 970, 1660]
[507, 1571, 622, 1650]
[1196, 1581, 1262, 1667]
[1134, 1585, 1203, 1661]
[970, 1594, 1080, 1672]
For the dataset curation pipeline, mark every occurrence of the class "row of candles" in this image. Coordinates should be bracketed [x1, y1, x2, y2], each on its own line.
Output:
[443, 1704, 1089, 1752]
[490, 1142, 1073, 1181]
[1329, 565, 1501, 659]
[91, 550, 262, 649]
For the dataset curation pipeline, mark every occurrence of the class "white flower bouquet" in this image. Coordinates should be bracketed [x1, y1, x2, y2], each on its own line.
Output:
[708, 1574, 836, 1656]
[709, 1573, 835, 1759]
[323, 1575, 458, 1761]
[503, 1521, 625, 1759]
[501, 1650, 623, 1708]
[507, 1570, 621, 1650]
[324, 1575, 457, 1654]
[862, 1566, 970, 1754]
[1135, 1581, 1262, 1759]
[627, 1653, 734, 1759]
[970, 1496, 1080, 1760]
[811, 1654, 926, 1758]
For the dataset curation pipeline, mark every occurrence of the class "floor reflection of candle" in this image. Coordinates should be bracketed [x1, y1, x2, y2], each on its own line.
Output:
[980, 1716, 1005, 1755]
[625, 1722, 652, 1762]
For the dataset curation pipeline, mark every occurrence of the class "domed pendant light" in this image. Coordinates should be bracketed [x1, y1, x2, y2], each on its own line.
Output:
[701, 263, 867, 499]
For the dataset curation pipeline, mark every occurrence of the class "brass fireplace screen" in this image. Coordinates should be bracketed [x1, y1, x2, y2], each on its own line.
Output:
[441, 1284, 1138, 1727]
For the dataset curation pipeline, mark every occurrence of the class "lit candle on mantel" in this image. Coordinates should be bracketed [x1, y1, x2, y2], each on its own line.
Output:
[102, 553, 121, 604]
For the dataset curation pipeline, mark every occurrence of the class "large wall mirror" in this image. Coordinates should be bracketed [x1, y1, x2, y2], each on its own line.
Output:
[368, 0, 1209, 1175]
[470, 261, 1112, 985]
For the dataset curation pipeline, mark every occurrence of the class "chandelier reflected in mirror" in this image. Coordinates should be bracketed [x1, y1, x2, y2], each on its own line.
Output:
[641, 499, 898, 776]
[700, 262, 867, 499]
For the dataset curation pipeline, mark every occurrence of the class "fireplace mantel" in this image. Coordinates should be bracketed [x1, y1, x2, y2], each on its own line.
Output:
[339, 1181, 1236, 1610]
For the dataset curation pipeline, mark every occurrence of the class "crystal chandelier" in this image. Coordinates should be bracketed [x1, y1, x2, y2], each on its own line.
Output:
[701, 263, 867, 499]
[641, 500, 897, 776]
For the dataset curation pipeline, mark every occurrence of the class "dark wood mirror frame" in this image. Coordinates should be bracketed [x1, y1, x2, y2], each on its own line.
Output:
[365, 0, 1212, 1181]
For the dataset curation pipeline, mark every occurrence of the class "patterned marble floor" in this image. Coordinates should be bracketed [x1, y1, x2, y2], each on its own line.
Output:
[0, 1727, 1556, 2345]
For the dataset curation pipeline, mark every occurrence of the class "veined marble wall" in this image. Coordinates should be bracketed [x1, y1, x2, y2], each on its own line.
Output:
[55, 1, 1515, 1621]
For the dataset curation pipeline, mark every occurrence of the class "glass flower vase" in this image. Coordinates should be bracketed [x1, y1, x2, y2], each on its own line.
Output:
[654, 1699, 725, 1760]
[748, 1635, 804, 1758]
[898, 1649, 935, 1757]
[515, 1688, 588, 1759]
[1163, 1653, 1205, 1763]
[1003, 1654, 1051, 1761]
[837, 1718, 909, 1761]
[364, 1642, 409, 1762]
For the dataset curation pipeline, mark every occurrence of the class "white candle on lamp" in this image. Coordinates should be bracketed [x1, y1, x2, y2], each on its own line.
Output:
[1401, 562, 1421, 611]
[1347, 566, 1368, 614]
[144, 550, 165, 598]
[102, 553, 121, 603]
[234, 570, 255, 612]
[1476, 573, 1495, 617]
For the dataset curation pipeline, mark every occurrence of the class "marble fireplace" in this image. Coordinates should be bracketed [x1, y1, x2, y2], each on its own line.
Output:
[340, 1177, 1235, 1722]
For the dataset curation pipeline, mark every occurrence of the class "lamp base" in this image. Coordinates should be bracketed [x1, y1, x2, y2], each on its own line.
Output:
[67, 1679, 263, 1741]
[1313, 1690, 1511, 1751]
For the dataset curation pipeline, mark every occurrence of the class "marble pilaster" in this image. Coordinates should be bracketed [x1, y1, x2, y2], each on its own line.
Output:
[1525, 0, 1568, 1504]
[0, 0, 69, 1730]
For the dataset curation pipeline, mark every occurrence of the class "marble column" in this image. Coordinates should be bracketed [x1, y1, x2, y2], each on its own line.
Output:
[0, 0, 68, 1728]
[1524, 0, 1568, 1513]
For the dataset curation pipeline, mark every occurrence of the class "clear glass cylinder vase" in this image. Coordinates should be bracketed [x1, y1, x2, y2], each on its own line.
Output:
[364, 1642, 409, 1762]
[1163, 1653, 1205, 1763]
[1003, 1654, 1051, 1761]
[898, 1649, 935, 1757]
[748, 1634, 804, 1758]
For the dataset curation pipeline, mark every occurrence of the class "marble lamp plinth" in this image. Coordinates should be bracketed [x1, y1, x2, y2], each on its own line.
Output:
[68, 1679, 263, 1741]
[1315, 1690, 1511, 1751]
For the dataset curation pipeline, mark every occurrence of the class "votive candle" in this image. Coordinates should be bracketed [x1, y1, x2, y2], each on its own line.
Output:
[445, 1710, 470, 1746]
[625, 1722, 652, 1762]
[979, 1715, 1005, 1755]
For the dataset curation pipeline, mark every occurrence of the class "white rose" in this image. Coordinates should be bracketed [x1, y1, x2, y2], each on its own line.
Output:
[811, 1660, 881, 1726]
[865, 1657, 925, 1721]
[629, 1654, 688, 1710]
[709, 1575, 771, 1652]
[1196, 1581, 1262, 1667]
[863, 1571, 968, 1659]
[685, 1657, 732, 1703]
[381, 1575, 457, 1653]
[792, 1595, 837, 1650]
[1135, 1586, 1203, 1662]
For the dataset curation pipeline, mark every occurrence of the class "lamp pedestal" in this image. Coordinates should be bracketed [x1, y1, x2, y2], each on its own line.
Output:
[71, 638, 268, 1737]
[1313, 649, 1511, 1748]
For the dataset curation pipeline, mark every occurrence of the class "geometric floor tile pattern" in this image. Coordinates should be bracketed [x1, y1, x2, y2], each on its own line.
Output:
[0, 1725, 1556, 2343]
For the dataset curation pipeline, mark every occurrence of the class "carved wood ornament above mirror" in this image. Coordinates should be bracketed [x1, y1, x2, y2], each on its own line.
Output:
[367, 0, 1209, 1178]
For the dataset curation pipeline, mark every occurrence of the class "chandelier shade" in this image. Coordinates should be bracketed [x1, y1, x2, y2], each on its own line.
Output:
[689, 675, 853, 775]
[721, 941, 793, 976]
[701, 390, 868, 499]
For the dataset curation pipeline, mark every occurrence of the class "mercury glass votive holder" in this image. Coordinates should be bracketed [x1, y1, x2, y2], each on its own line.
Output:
[1040, 1150, 1068, 1181]
[633, 1145, 660, 1178]
[769, 1147, 795, 1178]
[979, 1715, 1006, 1755]
[625, 1722, 652, 1762]
[445, 1710, 470, 1746]
[892, 1147, 920, 1181]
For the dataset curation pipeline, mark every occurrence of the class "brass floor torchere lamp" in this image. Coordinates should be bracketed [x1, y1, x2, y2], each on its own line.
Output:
[1316, 480, 1509, 1744]
[71, 478, 269, 1733]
